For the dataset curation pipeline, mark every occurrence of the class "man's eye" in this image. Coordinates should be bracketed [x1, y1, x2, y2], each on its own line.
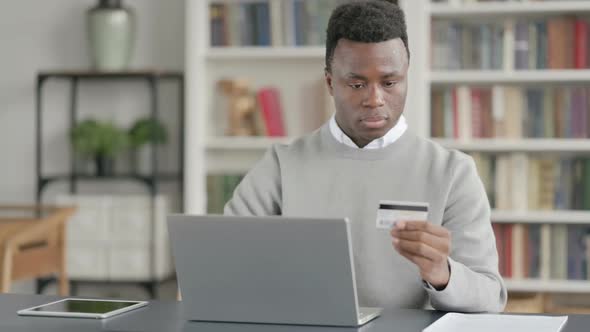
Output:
[350, 83, 364, 89]
[384, 81, 397, 87]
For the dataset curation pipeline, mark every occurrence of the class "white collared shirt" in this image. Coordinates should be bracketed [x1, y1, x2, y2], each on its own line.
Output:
[329, 114, 408, 149]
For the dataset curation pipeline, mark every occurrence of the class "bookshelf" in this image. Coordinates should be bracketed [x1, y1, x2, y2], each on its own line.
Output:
[185, 0, 427, 212]
[425, 0, 590, 297]
[185, 0, 590, 297]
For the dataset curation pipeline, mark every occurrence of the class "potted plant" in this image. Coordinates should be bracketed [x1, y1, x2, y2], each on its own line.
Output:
[128, 117, 168, 174]
[70, 119, 128, 176]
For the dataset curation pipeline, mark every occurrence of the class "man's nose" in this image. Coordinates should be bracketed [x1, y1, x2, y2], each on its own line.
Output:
[363, 84, 385, 109]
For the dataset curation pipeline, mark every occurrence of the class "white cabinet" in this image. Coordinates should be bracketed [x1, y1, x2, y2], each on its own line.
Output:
[57, 194, 173, 282]
[66, 242, 109, 280]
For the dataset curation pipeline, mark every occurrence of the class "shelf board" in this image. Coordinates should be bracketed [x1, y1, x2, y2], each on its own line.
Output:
[492, 210, 590, 224]
[429, 1, 590, 18]
[38, 70, 183, 80]
[206, 136, 294, 150]
[505, 279, 590, 293]
[434, 138, 590, 153]
[430, 70, 590, 85]
[205, 47, 325, 60]
[40, 173, 181, 183]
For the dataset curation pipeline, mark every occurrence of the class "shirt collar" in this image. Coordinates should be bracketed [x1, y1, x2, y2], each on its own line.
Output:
[329, 114, 408, 149]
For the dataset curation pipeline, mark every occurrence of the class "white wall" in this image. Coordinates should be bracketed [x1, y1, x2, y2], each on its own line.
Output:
[0, 0, 185, 203]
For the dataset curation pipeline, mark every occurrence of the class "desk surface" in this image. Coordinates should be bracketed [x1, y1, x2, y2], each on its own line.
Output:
[0, 293, 588, 332]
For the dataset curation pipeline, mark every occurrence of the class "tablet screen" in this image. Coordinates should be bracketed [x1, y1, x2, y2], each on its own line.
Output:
[31, 299, 141, 314]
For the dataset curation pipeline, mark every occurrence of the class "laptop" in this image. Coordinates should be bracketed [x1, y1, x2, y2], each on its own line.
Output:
[168, 214, 382, 326]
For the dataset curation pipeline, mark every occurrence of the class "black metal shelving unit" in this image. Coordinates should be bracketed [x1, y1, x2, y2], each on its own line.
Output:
[35, 70, 184, 298]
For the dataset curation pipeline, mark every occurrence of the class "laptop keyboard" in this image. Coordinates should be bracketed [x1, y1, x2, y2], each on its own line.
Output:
[358, 309, 370, 319]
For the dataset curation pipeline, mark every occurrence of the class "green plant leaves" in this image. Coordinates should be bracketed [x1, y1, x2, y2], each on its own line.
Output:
[70, 119, 128, 158]
[128, 117, 168, 148]
[70, 117, 168, 158]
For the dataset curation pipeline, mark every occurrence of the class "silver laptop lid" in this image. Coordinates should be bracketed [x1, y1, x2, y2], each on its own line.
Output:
[168, 215, 360, 326]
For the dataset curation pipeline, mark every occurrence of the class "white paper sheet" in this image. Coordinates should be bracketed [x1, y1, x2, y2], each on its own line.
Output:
[423, 313, 568, 332]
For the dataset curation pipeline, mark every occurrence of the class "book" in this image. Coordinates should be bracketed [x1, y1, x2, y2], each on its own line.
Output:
[257, 87, 286, 137]
[210, 3, 228, 46]
[206, 174, 245, 214]
[514, 21, 529, 70]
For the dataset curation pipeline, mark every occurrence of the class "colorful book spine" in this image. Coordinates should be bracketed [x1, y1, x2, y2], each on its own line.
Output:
[257, 87, 286, 137]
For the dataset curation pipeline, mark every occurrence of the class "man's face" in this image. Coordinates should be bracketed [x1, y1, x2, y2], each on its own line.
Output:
[325, 38, 409, 148]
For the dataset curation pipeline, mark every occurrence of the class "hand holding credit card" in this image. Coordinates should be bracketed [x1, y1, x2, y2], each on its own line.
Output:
[376, 200, 429, 229]
[381, 201, 451, 290]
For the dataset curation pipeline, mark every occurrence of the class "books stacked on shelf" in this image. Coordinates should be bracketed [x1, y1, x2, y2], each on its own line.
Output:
[431, 16, 590, 70]
[210, 1, 271, 46]
[431, 21, 504, 70]
[431, 86, 590, 139]
[492, 223, 590, 281]
[209, 0, 346, 47]
[206, 174, 245, 214]
[470, 153, 590, 210]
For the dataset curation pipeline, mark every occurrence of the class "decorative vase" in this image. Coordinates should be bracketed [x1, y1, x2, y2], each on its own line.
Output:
[87, 0, 135, 71]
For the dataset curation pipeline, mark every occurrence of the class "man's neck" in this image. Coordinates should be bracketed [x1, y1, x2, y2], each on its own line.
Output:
[331, 115, 407, 149]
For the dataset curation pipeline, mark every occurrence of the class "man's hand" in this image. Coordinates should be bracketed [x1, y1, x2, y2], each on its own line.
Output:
[390, 220, 451, 290]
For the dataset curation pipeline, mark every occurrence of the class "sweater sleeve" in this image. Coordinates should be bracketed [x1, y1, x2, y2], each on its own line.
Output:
[426, 155, 507, 312]
[224, 146, 282, 216]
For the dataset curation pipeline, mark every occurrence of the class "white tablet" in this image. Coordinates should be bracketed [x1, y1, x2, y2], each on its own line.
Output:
[17, 298, 148, 319]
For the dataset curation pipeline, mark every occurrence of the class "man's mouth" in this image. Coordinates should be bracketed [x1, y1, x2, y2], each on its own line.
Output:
[360, 115, 388, 129]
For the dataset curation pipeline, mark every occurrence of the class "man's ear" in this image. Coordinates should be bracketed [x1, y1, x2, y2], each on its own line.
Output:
[324, 69, 334, 96]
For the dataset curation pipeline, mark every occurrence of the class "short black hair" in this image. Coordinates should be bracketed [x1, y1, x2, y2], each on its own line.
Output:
[325, 0, 409, 73]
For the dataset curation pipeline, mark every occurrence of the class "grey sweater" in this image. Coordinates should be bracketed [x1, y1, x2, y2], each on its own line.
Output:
[225, 123, 507, 312]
